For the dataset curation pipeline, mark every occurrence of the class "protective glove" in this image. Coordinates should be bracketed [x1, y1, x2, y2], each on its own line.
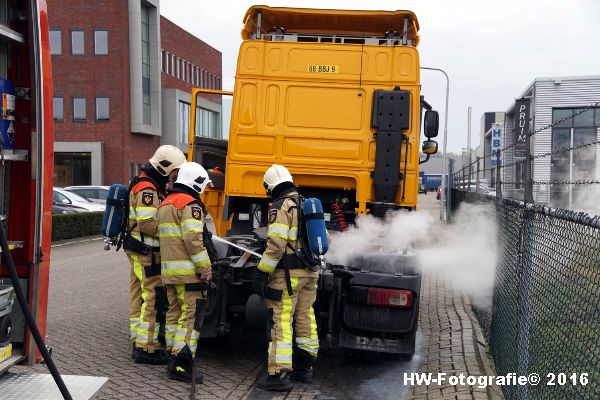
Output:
[253, 269, 269, 297]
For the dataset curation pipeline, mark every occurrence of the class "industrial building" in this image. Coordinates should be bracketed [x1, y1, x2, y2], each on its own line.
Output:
[492, 76, 600, 209]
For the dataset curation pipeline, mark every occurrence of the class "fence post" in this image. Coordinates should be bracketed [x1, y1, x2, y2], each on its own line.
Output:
[496, 150, 502, 198]
[524, 122, 534, 203]
[518, 207, 534, 400]
[468, 159, 473, 192]
[475, 157, 481, 195]
[447, 158, 454, 221]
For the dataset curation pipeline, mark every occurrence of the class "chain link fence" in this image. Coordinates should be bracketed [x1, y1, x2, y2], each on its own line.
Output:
[449, 188, 600, 399]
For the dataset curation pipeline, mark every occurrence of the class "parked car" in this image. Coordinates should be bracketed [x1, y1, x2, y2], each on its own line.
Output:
[52, 203, 87, 214]
[53, 187, 106, 212]
[64, 185, 110, 205]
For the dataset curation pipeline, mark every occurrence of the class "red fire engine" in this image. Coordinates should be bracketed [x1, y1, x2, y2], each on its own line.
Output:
[0, 0, 54, 371]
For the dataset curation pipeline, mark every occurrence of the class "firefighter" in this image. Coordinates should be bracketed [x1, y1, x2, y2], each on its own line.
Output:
[127, 145, 186, 364]
[253, 164, 320, 391]
[158, 162, 213, 383]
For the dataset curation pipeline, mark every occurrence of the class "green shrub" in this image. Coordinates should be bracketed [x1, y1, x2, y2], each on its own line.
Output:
[52, 211, 104, 241]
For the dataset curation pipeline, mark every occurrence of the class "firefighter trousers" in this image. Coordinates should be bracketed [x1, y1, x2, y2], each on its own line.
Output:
[127, 252, 165, 353]
[165, 283, 207, 356]
[265, 273, 319, 375]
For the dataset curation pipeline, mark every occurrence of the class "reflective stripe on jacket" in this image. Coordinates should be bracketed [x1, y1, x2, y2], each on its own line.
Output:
[158, 192, 211, 284]
[258, 191, 300, 274]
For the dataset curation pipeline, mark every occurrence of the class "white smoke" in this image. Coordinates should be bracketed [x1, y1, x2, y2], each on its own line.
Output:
[326, 210, 434, 266]
[327, 202, 497, 308]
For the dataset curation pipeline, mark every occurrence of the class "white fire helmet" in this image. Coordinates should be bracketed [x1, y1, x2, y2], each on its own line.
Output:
[175, 162, 212, 195]
[149, 145, 187, 176]
[263, 164, 293, 195]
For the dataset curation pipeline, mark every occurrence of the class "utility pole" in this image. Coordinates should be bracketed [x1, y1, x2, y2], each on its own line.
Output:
[467, 106, 472, 182]
[421, 67, 450, 221]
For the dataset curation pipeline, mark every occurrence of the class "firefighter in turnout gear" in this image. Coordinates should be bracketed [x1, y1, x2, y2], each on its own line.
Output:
[254, 164, 320, 391]
[127, 145, 186, 365]
[158, 162, 213, 383]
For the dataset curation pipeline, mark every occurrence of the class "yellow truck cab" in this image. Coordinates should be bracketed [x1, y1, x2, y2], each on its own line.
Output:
[190, 6, 439, 355]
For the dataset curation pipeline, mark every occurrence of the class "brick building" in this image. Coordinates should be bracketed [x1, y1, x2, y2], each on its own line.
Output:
[48, 0, 222, 186]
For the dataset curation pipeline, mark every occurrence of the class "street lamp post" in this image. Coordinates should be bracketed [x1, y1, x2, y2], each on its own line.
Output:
[421, 67, 450, 221]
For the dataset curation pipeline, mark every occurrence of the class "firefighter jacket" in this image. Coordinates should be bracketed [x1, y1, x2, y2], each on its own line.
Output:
[258, 190, 316, 278]
[128, 172, 160, 248]
[158, 192, 211, 285]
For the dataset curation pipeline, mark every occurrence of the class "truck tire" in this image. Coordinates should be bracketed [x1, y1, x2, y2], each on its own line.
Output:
[0, 315, 12, 346]
[245, 294, 268, 330]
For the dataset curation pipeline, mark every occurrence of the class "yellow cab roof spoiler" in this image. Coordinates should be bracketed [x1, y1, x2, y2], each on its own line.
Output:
[241, 5, 420, 46]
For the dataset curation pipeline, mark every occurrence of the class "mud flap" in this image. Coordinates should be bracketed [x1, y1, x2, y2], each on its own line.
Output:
[194, 298, 207, 331]
[154, 286, 167, 324]
[338, 328, 416, 355]
[266, 308, 274, 342]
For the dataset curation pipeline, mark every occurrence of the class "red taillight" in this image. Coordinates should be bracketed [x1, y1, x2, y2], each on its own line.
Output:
[367, 288, 413, 308]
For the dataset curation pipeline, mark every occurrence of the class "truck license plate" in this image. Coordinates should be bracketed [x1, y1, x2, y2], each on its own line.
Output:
[307, 64, 339, 73]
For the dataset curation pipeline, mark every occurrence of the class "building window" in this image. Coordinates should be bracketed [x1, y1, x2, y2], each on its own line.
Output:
[171, 54, 175, 77]
[196, 107, 219, 139]
[179, 101, 190, 144]
[54, 152, 91, 186]
[95, 97, 110, 121]
[71, 30, 85, 55]
[161, 50, 166, 73]
[53, 97, 63, 121]
[141, 5, 151, 125]
[73, 97, 86, 121]
[94, 30, 108, 55]
[50, 30, 61, 55]
[217, 77, 221, 90]
[550, 107, 600, 208]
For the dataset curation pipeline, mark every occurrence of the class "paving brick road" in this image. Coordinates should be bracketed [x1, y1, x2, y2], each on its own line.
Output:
[11, 194, 501, 399]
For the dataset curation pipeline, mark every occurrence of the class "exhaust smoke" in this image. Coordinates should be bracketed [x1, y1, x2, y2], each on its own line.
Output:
[327, 202, 497, 309]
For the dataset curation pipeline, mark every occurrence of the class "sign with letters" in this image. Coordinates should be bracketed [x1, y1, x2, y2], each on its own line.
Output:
[513, 98, 530, 159]
[490, 124, 503, 166]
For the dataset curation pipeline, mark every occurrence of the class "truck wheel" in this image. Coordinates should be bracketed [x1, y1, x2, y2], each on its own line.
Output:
[0, 315, 12, 346]
[245, 294, 268, 330]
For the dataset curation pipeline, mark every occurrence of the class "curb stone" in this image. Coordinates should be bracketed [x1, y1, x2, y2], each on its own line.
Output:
[51, 235, 104, 248]
[463, 294, 505, 400]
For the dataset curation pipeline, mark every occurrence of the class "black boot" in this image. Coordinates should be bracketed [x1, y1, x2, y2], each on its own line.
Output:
[257, 371, 292, 391]
[132, 347, 170, 365]
[166, 346, 203, 383]
[131, 343, 135, 360]
[291, 348, 315, 383]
